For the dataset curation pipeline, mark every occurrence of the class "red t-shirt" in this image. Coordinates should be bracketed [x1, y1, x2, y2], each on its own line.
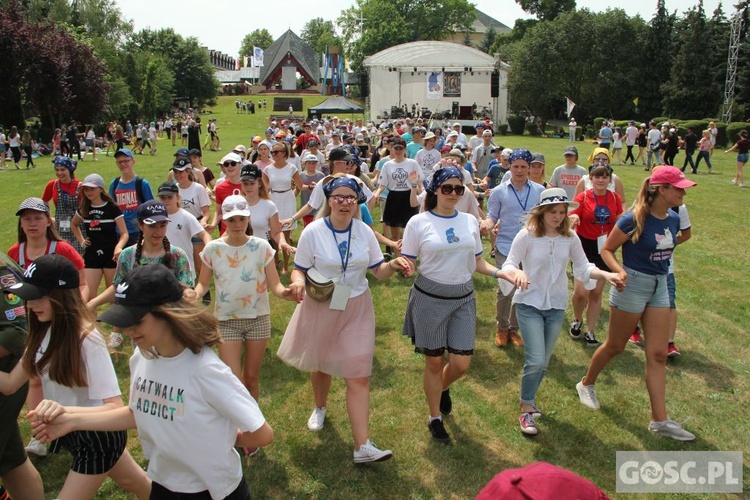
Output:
[8, 240, 85, 270]
[213, 180, 243, 234]
[41, 179, 81, 207]
[570, 189, 623, 240]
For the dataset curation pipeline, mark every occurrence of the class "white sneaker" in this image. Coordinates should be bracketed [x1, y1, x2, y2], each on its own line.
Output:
[108, 332, 123, 348]
[353, 440, 393, 464]
[307, 407, 326, 431]
[649, 419, 696, 441]
[25, 437, 47, 456]
[576, 380, 600, 410]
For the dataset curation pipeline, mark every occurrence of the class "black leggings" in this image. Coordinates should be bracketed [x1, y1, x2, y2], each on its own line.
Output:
[625, 145, 635, 164]
[23, 145, 34, 167]
[10, 146, 21, 164]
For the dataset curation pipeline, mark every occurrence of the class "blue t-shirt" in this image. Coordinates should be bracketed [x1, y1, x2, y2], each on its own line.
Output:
[108, 177, 154, 235]
[360, 204, 373, 226]
[485, 160, 506, 189]
[618, 211, 679, 276]
[599, 127, 613, 145]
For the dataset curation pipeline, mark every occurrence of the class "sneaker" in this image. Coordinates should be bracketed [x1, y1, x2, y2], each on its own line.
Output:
[202, 291, 211, 306]
[25, 437, 47, 457]
[528, 404, 542, 418]
[519, 412, 538, 435]
[583, 332, 600, 347]
[108, 332, 124, 348]
[439, 388, 452, 415]
[629, 327, 643, 345]
[667, 342, 681, 357]
[353, 440, 393, 463]
[569, 320, 582, 340]
[509, 331, 524, 347]
[307, 407, 326, 431]
[731, 178, 737, 185]
[428, 418, 451, 443]
[649, 419, 696, 441]
[576, 380, 600, 410]
[494, 329, 509, 347]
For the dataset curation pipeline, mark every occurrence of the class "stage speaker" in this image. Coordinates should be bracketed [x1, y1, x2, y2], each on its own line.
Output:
[490, 72, 500, 98]
[452, 101, 459, 117]
[360, 73, 369, 96]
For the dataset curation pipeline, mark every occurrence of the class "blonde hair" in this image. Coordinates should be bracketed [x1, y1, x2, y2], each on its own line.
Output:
[526, 204, 573, 237]
[629, 177, 662, 243]
[140, 299, 222, 359]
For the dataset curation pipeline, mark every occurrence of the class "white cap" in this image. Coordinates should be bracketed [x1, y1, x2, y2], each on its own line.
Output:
[447, 131, 458, 138]
[222, 195, 250, 220]
[220, 152, 242, 164]
[452, 122, 461, 128]
[303, 153, 319, 162]
[501, 148, 513, 158]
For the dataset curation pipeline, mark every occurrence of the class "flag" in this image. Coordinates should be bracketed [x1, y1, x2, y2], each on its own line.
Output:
[633, 97, 639, 107]
[253, 47, 264, 67]
[565, 97, 576, 118]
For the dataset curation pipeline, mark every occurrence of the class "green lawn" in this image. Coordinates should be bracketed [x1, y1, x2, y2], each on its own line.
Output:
[4, 96, 748, 499]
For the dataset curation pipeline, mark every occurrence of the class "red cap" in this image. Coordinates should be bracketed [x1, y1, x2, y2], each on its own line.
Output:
[475, 462, 610, 500]
[650, 165, 696, 188]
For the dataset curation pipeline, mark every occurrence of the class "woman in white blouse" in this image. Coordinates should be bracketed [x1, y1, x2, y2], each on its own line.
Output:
[502, 188, 623, 436]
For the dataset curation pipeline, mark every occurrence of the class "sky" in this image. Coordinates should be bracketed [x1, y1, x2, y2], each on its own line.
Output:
[117, 0, 727, 58]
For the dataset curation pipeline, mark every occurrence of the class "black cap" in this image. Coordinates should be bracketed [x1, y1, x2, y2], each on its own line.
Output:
[240, 163, 262, 181]
[189, 148, 202, 157]
[174, 148, 190, 157]
[172, 158, 190, 170]
[157, 182, 179, 197]
[5, 254, 79, 300]
[329, 148, 353, 162]
[136, 200, 170, 224]
[97, 264, 184, 328]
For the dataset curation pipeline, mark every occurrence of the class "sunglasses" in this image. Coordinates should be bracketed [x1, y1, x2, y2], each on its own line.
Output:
[223, 161, 238, 167]
[271, 150, 285, 155]
[593, 158, 610, 165]
[439, 184, 466, 196]
[330, 194, 358, 205]
[223, 200, 249, 212]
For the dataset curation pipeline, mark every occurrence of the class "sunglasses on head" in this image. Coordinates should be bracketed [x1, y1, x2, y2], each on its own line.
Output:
[223, 161, 238, 167]
[439, 184, 465, 195]
[223, 200, 249, 212]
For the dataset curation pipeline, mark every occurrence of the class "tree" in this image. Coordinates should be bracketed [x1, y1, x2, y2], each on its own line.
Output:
[338, 0, 476, 69]
[479, 26, 497, 54]
[239, 29, 274, 59]
[639, 0, 677, 119]
[515, 0, 576, 22]
[301, 18, 341, 55]
[140, 56, 175, 118]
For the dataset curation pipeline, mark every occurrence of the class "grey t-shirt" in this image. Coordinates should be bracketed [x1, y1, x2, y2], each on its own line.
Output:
[549, 164, 587, 200]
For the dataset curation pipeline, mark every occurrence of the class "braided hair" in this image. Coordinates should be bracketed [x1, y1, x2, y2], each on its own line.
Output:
[133, 232, 174, 269]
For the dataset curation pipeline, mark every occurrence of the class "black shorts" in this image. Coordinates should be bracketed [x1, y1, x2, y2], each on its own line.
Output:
[0, 382, 29, 476]
[50, 430, 126, 475]
[579, 235, 610, 272]
[150, 475, 251, 499]
[84, 246, 117, 269]
[383, 190, 418, 228]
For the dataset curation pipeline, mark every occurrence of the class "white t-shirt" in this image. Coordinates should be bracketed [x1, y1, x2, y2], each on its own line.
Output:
[294, 217, 383, 298]
[668, 204, 691, 274]
[648, 128, 662, 147]
[416, 189, 481, 220]
[129, 347, 266, 499]
[200, 237, 275, 320]
[625, 126, 638, 146]
[414, 148, 442, 178]
[166, 209, 204, 278]
[36, 327, 120, 407]
[307, 174, 374, 211]
[179, 182, 211, 220]
[248, 198, 278, 239]
[378, 158, 423, 191]
[401, 211, 483, 284]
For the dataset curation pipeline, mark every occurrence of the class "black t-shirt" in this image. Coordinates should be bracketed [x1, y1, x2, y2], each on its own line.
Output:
[684, 133, 698, 153]
[67, 126, 79, 142]
[78, 200, 123, 249]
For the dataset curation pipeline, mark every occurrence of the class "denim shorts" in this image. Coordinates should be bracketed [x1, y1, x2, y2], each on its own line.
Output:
[609, 266, 669, 313]
[737, 153, 749, 163]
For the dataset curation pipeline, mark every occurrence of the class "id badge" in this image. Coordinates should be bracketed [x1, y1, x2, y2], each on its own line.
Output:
[597, 234, 607, 254]
[59, 219, 71, 232]
[329, 282, 351, 311]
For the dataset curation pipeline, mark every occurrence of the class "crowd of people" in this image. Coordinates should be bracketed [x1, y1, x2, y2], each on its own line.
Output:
[2, 110, 746, 499]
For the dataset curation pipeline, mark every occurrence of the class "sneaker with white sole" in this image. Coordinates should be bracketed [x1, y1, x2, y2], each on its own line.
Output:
[649, 419, 696, 441]
[307, 407, 326, 431]
[667, 342, 681, 357]
[569, 320, 582, 340]
[519, 412, 538, 435]
[108, 332, 123, 348]
[25, 437, 47, 457]
[353, 440, 393, 464]
[576, 380, 600, 410]
[524, 404, 542, 419]
[583, 332, 601, 347]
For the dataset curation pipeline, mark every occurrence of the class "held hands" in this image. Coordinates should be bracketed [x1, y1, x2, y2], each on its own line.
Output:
[511, 270, 530, 290]
[27, 400, 72, 444]
[288, 281, 305, 303]
[280, 242, 297, 256]
[388, 256, 413, 277]
[568, 214, 580, 228]
[608, 271, 627, 292]
[28, 399, 66, 424]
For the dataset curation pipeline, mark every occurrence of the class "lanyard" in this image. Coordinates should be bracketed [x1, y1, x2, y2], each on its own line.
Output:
[510, 182, 531, 213]
[327, 218, 352, 279]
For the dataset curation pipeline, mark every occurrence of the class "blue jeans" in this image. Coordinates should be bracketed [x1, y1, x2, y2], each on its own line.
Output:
[647, 148, 662, 167]
[694, 150, 712, 171]
[516, 304, 565, 404]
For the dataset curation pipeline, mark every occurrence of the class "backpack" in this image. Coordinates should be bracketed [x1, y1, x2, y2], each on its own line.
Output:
[111, 176, 145, 205]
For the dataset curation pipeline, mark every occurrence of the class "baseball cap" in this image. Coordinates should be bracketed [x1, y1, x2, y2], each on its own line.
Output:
[482, 129, 493, 136]
[448, 148, 465, 161]
[16, 197, 49, 216]
[329, 148, 353, 162]
[447, 131, 458, 138]
[650, 165, 697, 189]
[97, 264, 184, 328]
[220, 152, 242, 165]
[563, 145, 579, 156]
[303, 153, 320, 162]
[188, 148, 202, 157]
[266, 127, 274, 134]
[233, 144, 247, 154]
[81, 174, 105, 189]
[222, 195, 251, 220]
[501, 148, 513, 158]
[239, 164, 262, 181]
[5, 254, 79, 300]
[531, 152, 546, 164]
[173, 148, 191, 157]
[172, 158, 191, 171]
[157, 182, 179, 197]
[136, 200, 170, 224]
[476, 462, 610, 500]
[114, 148, 134, 159]
[475, 122, 485, 129]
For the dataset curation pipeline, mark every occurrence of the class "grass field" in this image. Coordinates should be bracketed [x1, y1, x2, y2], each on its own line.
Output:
[3, 95, 749, 499]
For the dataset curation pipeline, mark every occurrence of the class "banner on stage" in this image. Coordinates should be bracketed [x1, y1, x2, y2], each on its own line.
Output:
[443, 72, 461, 97]
[253, 47, 264, 67]
[427, 72, 443, 100]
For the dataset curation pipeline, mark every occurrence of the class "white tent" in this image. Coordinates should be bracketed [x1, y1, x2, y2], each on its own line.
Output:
[363, 41, 508, 125]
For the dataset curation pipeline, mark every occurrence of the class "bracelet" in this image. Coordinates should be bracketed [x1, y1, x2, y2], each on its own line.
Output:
[293, 278, 305, 284]
[410, 183, 418, 188]
[388, 260, 395, 270]
[493, 269, 500, 279]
